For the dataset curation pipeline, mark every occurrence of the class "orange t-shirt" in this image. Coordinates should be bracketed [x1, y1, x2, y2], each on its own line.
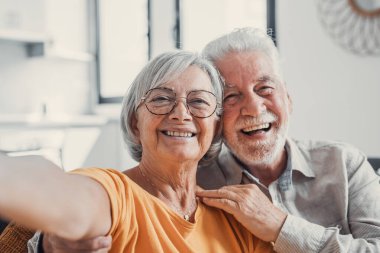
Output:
[73, 168, 273, 253]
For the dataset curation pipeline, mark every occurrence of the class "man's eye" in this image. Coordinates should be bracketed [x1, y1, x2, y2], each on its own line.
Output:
[224, 93, 239, 100]
[257, 87, 273, 96]
[223, 94, 240, 104]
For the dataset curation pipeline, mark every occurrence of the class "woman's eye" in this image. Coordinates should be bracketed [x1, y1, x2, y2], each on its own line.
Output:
[150, 96, 172, 103]
[189, 98, 209, 106]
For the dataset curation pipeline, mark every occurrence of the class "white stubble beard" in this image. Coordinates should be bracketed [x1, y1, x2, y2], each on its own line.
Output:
[225, 114, 289, 167]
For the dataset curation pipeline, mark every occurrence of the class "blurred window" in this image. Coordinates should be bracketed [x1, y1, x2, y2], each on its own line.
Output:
[97, 0, 275, 104]
[180, 0, 273, 51]
[97, 0, 150, 103]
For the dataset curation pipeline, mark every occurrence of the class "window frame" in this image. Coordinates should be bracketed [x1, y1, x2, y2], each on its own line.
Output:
[175, 0, 276, 49]
[95, 0, 275, 104]
[95, 0, 151, 104]
[267, 0, 277, 45]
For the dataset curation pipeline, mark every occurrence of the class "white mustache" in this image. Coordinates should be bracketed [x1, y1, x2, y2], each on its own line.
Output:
[236, 111, 278, 129]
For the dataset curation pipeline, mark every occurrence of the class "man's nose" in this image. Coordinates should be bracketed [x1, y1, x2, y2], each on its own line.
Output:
[169, 98, 192, 121]
[241, 93, 266, 116]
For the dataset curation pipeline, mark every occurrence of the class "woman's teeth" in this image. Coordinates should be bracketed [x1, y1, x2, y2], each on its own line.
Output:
[165, 131, 194, 137]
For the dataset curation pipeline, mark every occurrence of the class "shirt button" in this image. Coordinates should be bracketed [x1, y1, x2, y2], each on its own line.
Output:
[336, 225, 342, 230]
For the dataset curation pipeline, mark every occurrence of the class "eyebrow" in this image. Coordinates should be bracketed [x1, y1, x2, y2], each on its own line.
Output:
[222, 74, 280, 90]
[224, 82, 236, 88]
[223, 75, 274, 88]
[256, 74, 276, 83]
[262, 74, 282, 83]
[156, 87, 214, 95]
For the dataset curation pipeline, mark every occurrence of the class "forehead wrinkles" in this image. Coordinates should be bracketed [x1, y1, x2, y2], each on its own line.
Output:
[159, 73, 214, 94]
[218, 52, 276, 88]
[223, 73, 275, 91]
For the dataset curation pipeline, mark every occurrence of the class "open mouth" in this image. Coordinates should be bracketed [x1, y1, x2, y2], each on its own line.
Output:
[241, 123, 272, 135]
[162, 130, 196, 138]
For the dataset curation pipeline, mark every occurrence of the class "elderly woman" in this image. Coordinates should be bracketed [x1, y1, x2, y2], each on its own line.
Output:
[0, 51, 273, 252]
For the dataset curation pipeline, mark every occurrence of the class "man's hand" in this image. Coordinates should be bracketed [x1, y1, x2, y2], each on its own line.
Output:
[42, 233, 112, 253]
[196, 184, 287, 242]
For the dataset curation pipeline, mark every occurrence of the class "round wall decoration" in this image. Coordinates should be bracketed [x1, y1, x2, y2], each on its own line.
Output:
[317, 0, 380, 56]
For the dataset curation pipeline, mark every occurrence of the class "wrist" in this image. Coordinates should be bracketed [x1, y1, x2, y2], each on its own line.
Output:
[271, 211, 287, 242]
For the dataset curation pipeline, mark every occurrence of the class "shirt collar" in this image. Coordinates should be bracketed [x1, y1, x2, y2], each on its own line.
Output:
[277, 142, 292, 191]
[287, 138, 316, 178]
[217, 144, 243, 185]
[218, 138, 316, 192]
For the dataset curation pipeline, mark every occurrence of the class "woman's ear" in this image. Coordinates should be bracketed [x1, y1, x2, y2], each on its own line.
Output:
[131, 113, 140, 141]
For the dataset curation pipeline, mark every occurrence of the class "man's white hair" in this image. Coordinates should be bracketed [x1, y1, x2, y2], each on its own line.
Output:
[202, 27, 283, 81]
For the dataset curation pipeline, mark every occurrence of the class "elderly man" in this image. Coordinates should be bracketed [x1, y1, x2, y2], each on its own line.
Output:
[28, 28, 380, 252]
[197, 28, 380, 252]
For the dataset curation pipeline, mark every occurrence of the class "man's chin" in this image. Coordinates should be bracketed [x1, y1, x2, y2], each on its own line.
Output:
[226, 138, 286, 167]
[235, 149, 276, 167]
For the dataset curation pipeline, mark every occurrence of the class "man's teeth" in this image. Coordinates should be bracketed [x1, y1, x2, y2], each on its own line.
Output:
[242, 123, 270, 133]
[165, 131, 193, 137]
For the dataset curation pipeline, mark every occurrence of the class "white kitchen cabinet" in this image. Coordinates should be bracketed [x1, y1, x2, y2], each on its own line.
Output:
[0, 113, 139, 171]
[0, 114, 121, 171]
[0, 0, 46, 45]
[0, 0, 95, 62]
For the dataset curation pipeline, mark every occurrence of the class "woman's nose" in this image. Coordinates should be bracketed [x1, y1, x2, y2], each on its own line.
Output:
[168, 98, 192, 121]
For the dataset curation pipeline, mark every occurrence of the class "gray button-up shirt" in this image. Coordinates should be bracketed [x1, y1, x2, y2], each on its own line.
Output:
[197, 138, 380, 252]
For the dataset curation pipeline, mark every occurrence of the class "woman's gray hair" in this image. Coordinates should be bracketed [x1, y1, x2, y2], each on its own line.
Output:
[121, 50, 223, 165]
[202, 27, 283, 81]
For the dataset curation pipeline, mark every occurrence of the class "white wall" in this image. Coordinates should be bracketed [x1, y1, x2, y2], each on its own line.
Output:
[0, 0, 92, 115]
[0, 41, 91, 114]
[277, 0, 380, 157]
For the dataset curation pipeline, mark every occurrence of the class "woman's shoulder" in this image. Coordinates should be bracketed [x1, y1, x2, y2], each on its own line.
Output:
[71, 167, 127, 179]
[70, 168, 141, 192]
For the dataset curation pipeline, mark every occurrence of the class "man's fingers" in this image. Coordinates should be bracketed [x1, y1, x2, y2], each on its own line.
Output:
[197, 186, 257, 204]
[195, 185, 205, 191]
[201, 197, 238, 214]
[196, 189, 219, 196]
[197, 188, 239, 199]
[197, 184, 259, 195]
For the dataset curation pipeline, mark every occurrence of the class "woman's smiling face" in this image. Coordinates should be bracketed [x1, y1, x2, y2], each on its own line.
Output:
[134, 66, 219, 164]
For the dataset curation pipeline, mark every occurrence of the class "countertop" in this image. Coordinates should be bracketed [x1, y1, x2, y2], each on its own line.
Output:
[0, 113, 110, 129]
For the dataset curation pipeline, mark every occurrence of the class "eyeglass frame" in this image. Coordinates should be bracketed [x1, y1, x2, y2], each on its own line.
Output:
[136, 87, 222, 118]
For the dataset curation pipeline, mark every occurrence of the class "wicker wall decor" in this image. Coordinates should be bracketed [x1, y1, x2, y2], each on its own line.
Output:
[317, 0, 380, 56]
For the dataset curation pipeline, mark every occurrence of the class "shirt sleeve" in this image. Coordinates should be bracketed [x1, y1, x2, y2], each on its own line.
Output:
[274, 158, 380, 252]
[71, 168, 131, 237]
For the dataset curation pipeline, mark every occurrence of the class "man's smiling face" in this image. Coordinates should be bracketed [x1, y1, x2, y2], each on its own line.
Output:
[216, 51, 292, 167]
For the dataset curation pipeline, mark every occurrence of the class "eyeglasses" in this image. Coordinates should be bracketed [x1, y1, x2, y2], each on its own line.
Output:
[138, 87, 219, 118]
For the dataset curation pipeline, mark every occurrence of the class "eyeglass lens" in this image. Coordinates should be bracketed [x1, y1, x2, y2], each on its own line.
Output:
[144, 88, 217, 118]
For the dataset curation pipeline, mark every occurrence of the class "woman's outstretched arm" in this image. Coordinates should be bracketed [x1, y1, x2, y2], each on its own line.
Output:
[0, 154, 111, 240]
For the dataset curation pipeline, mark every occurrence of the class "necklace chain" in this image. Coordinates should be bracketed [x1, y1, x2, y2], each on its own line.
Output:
[138, 167, 197, 221]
